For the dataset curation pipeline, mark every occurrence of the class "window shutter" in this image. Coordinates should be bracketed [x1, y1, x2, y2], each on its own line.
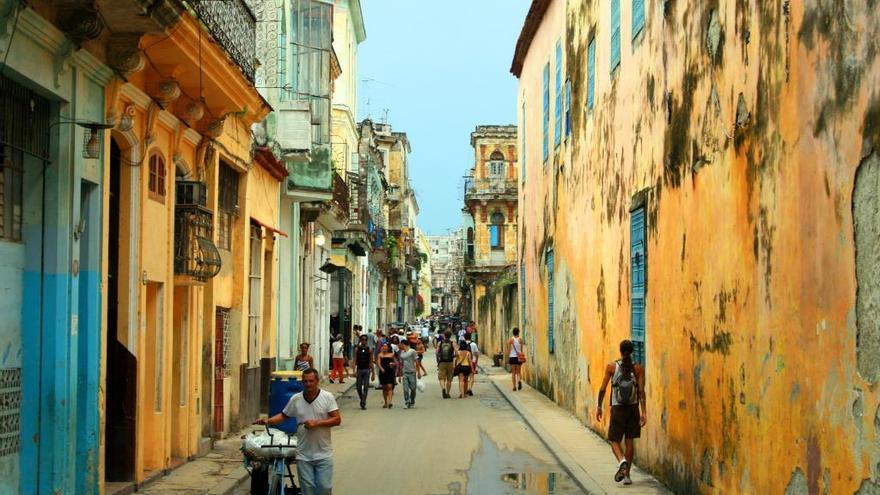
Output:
[543, 64, 550, 162]
[630, 207, 646, 365]
[632, 0, 646, 39]
[588, 39, 596, 110]
[554, 41, 563, 146]
[611, 0, 621, 71]
[547, 249, 555, 353]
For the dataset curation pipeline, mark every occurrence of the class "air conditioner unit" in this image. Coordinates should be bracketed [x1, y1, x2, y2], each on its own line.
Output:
[276, 100, 312, 152]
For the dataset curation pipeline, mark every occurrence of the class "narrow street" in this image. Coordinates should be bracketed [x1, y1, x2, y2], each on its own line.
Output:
[330, 354, 581, 495]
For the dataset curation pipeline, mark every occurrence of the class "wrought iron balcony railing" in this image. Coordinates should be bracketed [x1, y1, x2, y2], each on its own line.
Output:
[174, 181, 221, 281]
[185, 0, 256, 82]
[331, 172, 350, 221]
[346, 172, 371, 227]
[465, 178, 518, 199]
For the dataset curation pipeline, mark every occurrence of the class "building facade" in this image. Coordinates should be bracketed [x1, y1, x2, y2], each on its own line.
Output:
[463, 125, 518, 355]
[427, 231, 464, 315]
[514, 0, 880, 493]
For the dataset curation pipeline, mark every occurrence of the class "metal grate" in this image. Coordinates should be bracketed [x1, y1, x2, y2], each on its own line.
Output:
[186, 0, 256, 82]
[0, 368, 21, 458]
[217, 309, 232, 377]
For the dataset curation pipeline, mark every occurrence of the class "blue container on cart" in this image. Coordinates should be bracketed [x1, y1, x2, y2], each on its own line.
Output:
[269, 371, 304, 433]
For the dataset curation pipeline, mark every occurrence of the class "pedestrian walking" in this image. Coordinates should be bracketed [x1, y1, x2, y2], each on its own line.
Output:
[254, 368, 341, 495]
[329, 335, 346, 384]
[398, 340, 421, 408]
[466, 336, 479, 396]
[415, 338, 428, 376]
[295, 343, 315, 372]
[436, 330, 456, 399]
[377, 342, 397, 408]
[506, 328, 525, 391]
[352, 334, 374, 410]
[454, 340, 473, 399]
[373, 330, 387, 390]
[596, 340, 646, 486]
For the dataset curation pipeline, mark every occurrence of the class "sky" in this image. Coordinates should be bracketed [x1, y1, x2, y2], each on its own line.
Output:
[357, 0, 531, 235]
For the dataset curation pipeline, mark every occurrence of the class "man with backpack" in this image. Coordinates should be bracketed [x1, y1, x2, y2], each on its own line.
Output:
[436, 330, 456, 399]
[595, 340, 646, 486]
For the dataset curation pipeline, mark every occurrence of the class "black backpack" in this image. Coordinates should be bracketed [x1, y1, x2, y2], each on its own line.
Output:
[612, 361, 638, 405]
[439, 341, 454, 362]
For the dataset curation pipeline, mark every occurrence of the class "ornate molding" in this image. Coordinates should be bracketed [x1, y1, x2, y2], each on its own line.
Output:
[56, 2, 103, 45]
[145, 102, 160, 146]
[106, 33, 145, 77]
[154, 79, 181, 108]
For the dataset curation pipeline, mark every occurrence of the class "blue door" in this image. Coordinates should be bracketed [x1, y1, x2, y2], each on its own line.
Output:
[546, 249, 554, 354]
[630, 208, 646, 365]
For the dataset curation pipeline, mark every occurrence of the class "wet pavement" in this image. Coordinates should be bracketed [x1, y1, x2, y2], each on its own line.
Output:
[330, 354, 583, 494]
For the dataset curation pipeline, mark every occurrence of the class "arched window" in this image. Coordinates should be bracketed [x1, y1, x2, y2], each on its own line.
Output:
[488, 150, 506, 177]
[148, 152, 166, 202]
[489, 211, 504, 249]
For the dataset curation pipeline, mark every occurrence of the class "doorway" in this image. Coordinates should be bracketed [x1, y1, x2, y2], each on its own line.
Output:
[142, 281, 165, 476]
[104, 139, 136, 482]
[171, 286, 189, 464]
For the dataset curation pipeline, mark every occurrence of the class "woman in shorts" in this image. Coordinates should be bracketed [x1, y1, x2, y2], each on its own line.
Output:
[454, 340, 473, 398]
[506, 328, 524, 391]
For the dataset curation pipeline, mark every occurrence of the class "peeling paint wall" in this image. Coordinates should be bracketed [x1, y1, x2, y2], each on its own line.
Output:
[517, 0, 880, 493]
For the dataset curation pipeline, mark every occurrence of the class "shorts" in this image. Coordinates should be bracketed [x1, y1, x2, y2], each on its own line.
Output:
[508, 356, 520, 366]
[608, 404, 641, 442]
[455, 364, 471, 376]
[437, 361, 454, 381]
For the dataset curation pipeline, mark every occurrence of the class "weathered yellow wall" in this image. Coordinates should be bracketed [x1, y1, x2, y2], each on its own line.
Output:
[475, 280, 518, 359]
[519, 0, 880, 493]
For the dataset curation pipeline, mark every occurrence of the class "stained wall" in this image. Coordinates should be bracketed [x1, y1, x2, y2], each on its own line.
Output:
[518, 0, 880, 493]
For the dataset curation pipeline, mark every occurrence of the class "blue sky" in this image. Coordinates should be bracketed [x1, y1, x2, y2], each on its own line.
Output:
[357, 0, 531, 235]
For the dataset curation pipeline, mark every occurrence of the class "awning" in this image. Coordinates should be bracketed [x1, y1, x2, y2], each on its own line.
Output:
[251, 217, 288, 238]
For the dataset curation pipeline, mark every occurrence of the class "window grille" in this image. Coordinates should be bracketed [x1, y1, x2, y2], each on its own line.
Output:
[0, 147, 23, 242]
[217, 162, 239, 250]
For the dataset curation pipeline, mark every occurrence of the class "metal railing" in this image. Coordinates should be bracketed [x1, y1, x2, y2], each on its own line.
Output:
[465, 178, 518, 198]
[174, 181, 221, 281]
[185, 0, 257, 82]
[331, 172, 350, 220]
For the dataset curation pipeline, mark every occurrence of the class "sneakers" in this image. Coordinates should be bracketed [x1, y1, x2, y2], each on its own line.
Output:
[614, 461, 628, 482]
[623, 475, 632, 485]
[442, 390, 449, 399]
[467, 390, 473, 396]
[518, 381, 522, 390]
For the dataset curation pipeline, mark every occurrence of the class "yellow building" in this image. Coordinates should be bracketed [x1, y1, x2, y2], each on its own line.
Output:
[513, 0, 880, 493]
[463, 125, 518, 355]
[416, 229, 432, 317]
[100, 2, 274, 489]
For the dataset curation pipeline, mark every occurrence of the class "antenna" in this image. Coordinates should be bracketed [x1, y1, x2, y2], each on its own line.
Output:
[381, 108, 390, 124]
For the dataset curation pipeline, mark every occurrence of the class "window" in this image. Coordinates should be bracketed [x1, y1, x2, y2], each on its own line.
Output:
[0, 146, 23, 242]
[564, 79, 571, 139]
[587, 37, 596, 110]
[611, 0, 621, 71]
[521, 101, 526, 182]
[248, 223, 262, 368]
[631, 206, 646, 365]
[148, 153, 167, 202]
[546, 248, 555, 353]
[542, 63, 550, 162]
[488, 151, 506, 177]
[554, 40, 563, 147]
[490, 212, 504, 250]
[632, 0, 645, 40]
[217, 162, 239, 250]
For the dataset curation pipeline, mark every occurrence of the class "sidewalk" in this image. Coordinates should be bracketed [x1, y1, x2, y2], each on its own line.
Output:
[480, 357, 671, 495]
[134, 379, 355, 495]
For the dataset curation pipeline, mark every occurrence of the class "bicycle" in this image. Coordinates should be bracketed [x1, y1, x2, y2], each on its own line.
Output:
[242, 423, 300, 495]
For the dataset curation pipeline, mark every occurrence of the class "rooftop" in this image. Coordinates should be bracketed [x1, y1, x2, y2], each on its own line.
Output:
[510, 0, 551, 77]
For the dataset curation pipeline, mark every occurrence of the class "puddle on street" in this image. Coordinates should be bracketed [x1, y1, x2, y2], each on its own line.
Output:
[446, 431, 582, 495]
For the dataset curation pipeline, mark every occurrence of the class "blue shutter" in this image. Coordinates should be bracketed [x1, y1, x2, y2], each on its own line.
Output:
[543, 64, 549, 162]
[547, 249, 555, 353]
[554, 41, 563, 146]
[630, 207, 646, 365]
[565, 79, 571, 138]
[632, 0, 645, 39]
[611, 0, 621, 71]
[587, 38, 596, 110]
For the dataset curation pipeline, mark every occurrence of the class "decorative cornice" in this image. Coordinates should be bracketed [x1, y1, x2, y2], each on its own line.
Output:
[120, 82, 154, 109]
[71, 48, 114, 85]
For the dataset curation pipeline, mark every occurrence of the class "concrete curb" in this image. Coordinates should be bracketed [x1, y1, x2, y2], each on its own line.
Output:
[224, 381, 357, 495]
[482, 364, 608, 495]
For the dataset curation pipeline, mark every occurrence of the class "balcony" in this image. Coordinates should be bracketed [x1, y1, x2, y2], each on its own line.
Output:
[331, 172, 350, 223]
[185, 0, 257, 82]
[464, 177, 518, 202]
[287, 143, 333, 202]
[174, 181, 221, 283]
